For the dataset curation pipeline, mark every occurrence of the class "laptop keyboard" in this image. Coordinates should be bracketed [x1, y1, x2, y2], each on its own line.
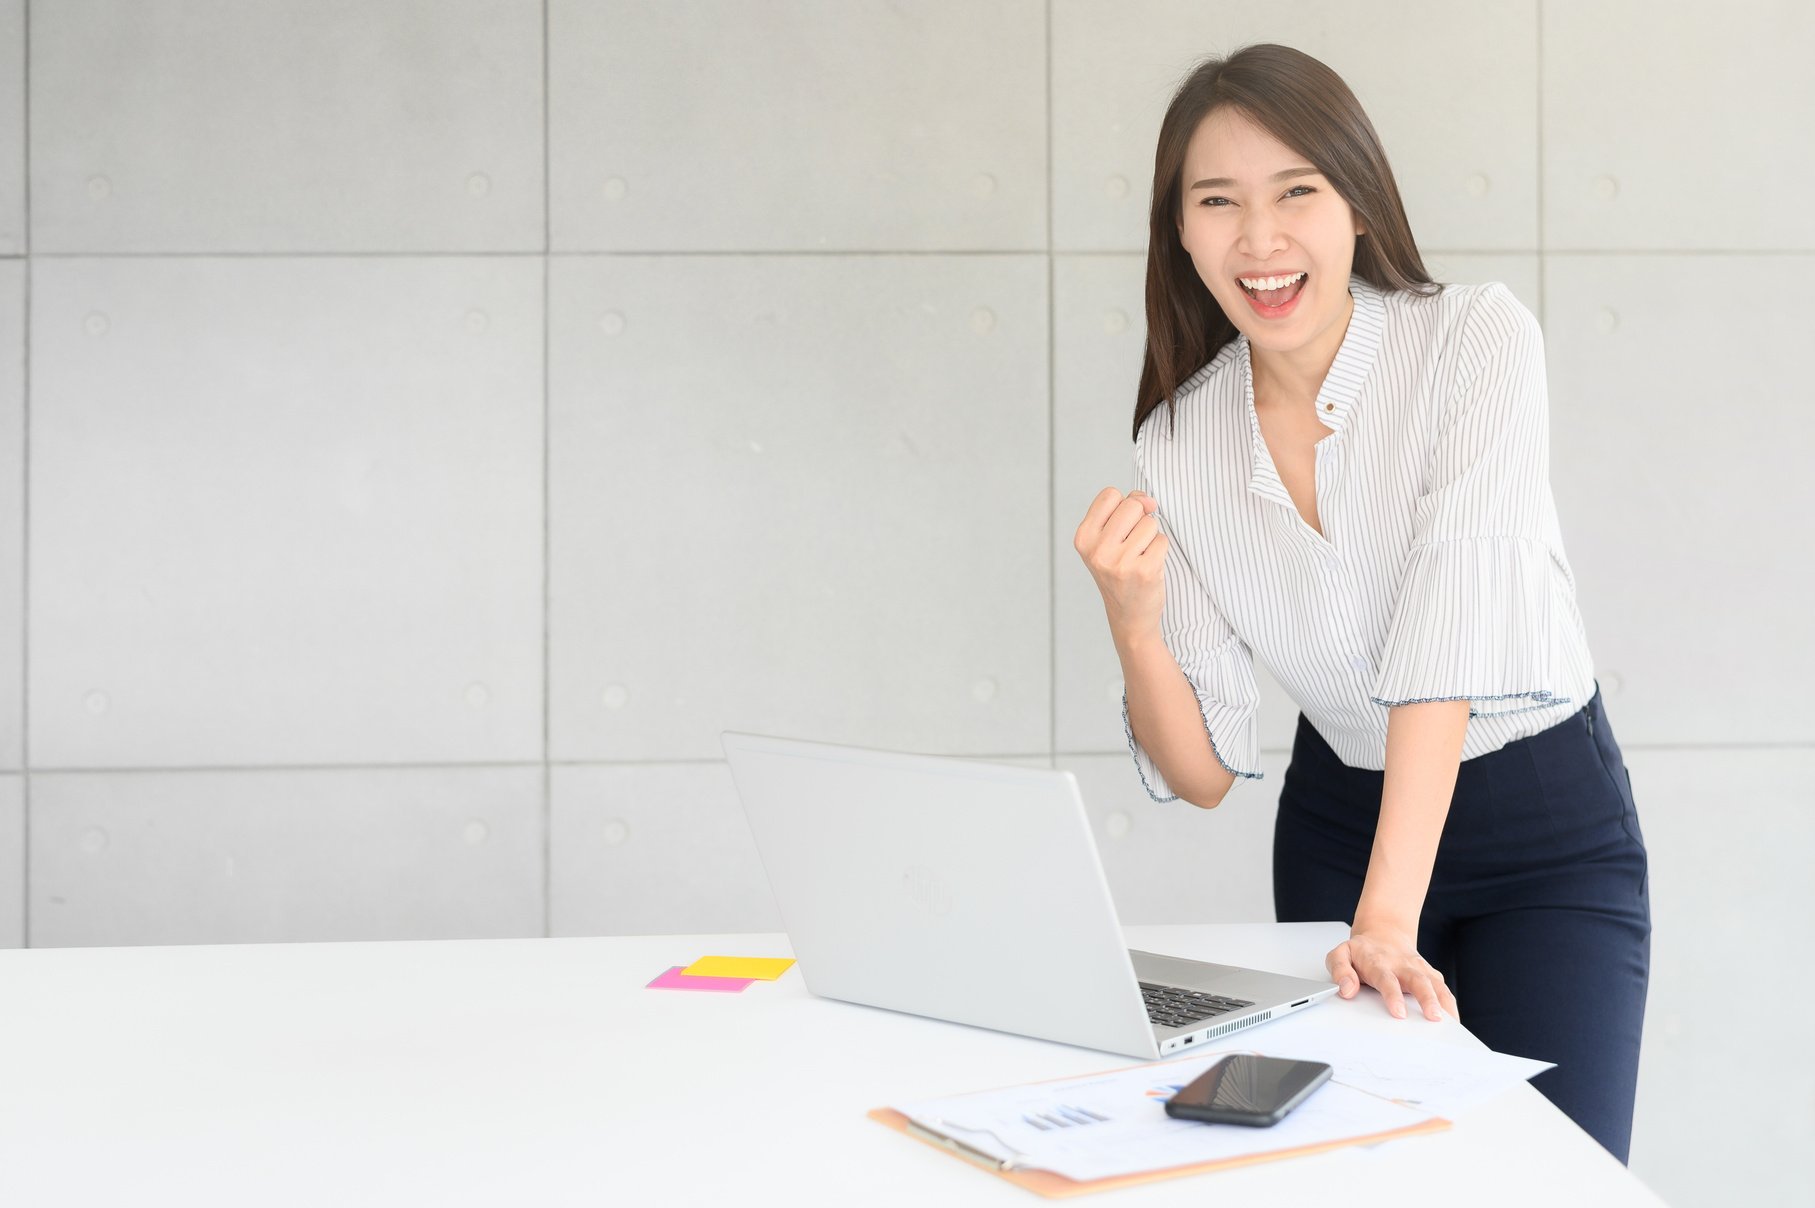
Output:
[1139, 981, 1255, 1029]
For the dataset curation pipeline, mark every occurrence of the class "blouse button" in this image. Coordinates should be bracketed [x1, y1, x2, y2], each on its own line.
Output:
[1324, 402, 1334, 411]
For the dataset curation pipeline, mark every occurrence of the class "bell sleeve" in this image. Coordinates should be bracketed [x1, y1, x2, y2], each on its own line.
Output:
[1121, 456, 1263, 802]
[1370, 282, 1578, 717]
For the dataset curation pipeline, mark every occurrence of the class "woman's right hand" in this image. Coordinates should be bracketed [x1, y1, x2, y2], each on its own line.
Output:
[1073, 487, 1167, 639]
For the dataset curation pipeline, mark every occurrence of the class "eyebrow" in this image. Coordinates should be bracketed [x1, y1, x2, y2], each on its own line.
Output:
[1188, 166, 1322, 190]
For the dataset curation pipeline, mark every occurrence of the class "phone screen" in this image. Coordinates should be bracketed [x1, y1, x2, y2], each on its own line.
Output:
[1166, 1054, 1331, 1121]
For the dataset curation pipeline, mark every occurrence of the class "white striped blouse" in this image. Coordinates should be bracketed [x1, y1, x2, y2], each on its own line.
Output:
[1123, 274, 1598, 800]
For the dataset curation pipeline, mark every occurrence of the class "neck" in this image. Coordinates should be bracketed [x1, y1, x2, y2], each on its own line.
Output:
[1251, 288, 1355, 411]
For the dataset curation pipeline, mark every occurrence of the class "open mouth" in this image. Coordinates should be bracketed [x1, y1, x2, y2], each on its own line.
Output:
[1239, 271, 1308, 308]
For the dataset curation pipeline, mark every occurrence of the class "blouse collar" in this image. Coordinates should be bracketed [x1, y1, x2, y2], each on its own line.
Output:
[1240, 274, 1386, 498]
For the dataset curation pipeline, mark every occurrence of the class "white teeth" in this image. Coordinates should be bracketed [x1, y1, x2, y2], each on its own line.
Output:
[1239, 271, 1307, 291]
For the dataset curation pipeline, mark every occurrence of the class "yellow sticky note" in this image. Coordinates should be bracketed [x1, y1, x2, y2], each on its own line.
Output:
[682, 956, 795, 981]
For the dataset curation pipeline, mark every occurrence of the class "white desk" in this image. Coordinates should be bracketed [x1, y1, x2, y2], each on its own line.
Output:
[0, 922, 1664, 1206]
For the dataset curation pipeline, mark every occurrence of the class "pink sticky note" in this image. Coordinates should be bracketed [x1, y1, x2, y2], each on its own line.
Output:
[646, 965, 757, 993]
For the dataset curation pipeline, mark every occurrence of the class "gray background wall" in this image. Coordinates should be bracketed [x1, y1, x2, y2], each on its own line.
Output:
[0, 2, 1809, 1203]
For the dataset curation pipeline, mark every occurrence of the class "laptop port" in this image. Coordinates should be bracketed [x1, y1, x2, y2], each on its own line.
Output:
[1183, 1036, 1193, 1044]
[1291, 999, 1309, 1007]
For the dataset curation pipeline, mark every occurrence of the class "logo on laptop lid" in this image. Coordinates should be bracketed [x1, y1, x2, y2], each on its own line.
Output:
[902, 865, 952, 916]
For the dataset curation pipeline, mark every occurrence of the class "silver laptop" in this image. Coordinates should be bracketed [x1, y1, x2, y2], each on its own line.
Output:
[720, 730, 1338, 1060]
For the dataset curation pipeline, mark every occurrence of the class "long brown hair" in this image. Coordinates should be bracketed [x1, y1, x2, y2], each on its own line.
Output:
[1135, 43, 1442, 442]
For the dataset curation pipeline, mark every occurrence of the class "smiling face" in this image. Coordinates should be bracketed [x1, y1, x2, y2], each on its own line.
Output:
[1175, 106, 1367, 360]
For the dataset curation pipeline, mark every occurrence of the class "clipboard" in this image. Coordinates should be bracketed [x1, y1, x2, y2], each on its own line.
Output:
[867, 1106, 1449, 1198]
[867, 1051, 1452, 1199]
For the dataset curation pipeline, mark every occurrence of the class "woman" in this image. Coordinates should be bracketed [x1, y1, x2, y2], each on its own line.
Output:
[1073, 43, 1650, 1165]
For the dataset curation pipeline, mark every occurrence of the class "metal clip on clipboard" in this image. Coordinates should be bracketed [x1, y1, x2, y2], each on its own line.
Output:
[902, 1117, 1025, 1172]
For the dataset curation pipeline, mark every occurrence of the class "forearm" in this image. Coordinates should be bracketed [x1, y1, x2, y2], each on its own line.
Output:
[1115, 629, 1235, 810]
[1353, 699, 1471, 932]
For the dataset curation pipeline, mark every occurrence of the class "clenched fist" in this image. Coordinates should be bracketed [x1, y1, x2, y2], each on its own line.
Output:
[1073, 487, 1167, 641]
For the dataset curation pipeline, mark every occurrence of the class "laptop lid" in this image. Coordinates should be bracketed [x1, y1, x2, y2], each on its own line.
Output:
[720, 730, 1159, 1058]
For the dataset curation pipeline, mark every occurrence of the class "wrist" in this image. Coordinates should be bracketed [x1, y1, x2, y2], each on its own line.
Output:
[1351, 905, 1418, 938]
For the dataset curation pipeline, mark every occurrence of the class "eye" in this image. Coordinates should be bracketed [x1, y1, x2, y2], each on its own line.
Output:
[1198, 185, 1316, 208]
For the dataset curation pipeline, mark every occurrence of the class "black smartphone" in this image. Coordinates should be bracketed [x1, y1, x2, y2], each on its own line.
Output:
[1162, 1054, 1333, 1127]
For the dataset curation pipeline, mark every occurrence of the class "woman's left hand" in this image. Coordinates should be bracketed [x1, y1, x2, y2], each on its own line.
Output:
[1326, 922, 1459, 1023]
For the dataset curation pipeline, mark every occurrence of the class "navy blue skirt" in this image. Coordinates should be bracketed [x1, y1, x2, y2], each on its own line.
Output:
[1272, 682, 1651, 1164]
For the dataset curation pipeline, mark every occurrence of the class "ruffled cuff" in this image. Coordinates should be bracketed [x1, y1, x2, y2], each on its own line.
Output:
[1370, 536, 1574, 717]
[1123, 639, 1264, 803]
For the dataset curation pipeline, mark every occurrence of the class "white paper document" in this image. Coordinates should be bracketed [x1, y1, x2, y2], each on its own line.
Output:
[1244, 1004, 1556, 1120]
[890, 1010, 1554, 1183]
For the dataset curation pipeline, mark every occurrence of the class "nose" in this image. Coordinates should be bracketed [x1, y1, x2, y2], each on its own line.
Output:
[1237, 211, 1289, 258]
[1233, 202, 1292, 254]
